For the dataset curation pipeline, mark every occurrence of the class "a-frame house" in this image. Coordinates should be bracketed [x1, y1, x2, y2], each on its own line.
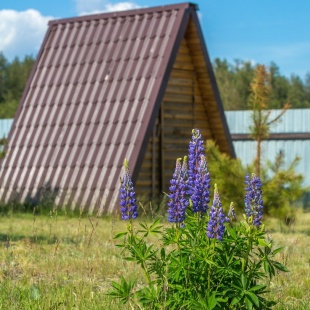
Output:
[0, 2, 234, 213]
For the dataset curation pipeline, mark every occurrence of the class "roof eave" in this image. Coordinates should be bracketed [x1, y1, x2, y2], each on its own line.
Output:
[48, 2, 195, 26]
[189, 8, 236, 158]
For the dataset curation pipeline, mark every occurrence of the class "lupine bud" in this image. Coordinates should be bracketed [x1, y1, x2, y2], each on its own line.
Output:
[119, 159, 138, 220]
[228, 202, 236, 220]
[244, 173, 263, 227]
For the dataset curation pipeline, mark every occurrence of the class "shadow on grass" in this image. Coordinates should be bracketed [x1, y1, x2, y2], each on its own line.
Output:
[0, 232, 57, 243]
[0, 232, 86, 245]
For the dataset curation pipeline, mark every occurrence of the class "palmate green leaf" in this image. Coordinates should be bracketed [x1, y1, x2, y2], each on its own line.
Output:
[136, 285, 161, 309]
[108, 276, 135, 304]
[138, 220, 162, 237]
[149, 218, 163, 234]
[187, 291, 223, 310]
[131, 242, 155, 264]
[138, 221, 148, 231]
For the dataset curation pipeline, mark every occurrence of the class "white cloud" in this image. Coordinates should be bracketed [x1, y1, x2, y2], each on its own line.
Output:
[104, 2, 141, 12]
[74, 0, 140, 16]
[0, 9, 53, 60]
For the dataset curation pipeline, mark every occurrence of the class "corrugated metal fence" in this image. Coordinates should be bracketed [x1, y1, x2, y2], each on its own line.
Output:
[225, 109, 310, 187]
[0, 119, 13, 139]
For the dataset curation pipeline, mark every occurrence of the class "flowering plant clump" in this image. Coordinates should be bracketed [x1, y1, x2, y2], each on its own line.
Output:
[110, 129, 288, 310]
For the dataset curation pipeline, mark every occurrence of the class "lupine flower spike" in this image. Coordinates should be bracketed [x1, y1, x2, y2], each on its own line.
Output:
[191, 155, 210, 213]
[119, 159, 138, 220]
[188, 129, 210, 213]
[207, 184, 228, 241]
[167, 157, 189, 223]
[244, 173, 264, 227]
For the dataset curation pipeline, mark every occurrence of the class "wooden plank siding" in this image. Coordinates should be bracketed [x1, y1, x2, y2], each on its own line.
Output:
[136, 34, 215, 197]
[161, 37, 214, 191]
[185, 18, 230, 154]
[136, 117, 161, 200]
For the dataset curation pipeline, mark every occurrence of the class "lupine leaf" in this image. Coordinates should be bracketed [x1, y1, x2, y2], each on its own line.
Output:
[231, 297, 241, 306]
[257, 238, 268, 247]
[227, 226, 237, 239]
[271, 246, 285, 256]
[248, 284, 267, 293]
[271, 260, 289, 272]
[114, 231, 128, 239]
[245, 296, 253, 309]
[246, 291, 259, 307]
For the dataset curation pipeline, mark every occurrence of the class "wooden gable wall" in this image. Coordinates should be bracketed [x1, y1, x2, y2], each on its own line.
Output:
[185, 17, 231, 154]
[136, 32, 215, 199]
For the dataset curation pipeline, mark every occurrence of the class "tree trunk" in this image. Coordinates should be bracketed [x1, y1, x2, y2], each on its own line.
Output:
[255, 137, 261, 176]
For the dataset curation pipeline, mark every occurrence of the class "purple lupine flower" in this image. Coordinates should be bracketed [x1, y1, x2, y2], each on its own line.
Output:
[167, 157, 189, 223]
[207, 185, 228, 241]
[119, 159, 138, 220]
[244, 173, 263, 227]
[187, 129, 210, 213]
[191, 155, 210, 213]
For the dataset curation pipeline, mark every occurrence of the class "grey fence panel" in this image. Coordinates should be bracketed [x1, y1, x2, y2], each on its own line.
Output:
[225, 110, 310, 187]
[0, 119, 14, 139]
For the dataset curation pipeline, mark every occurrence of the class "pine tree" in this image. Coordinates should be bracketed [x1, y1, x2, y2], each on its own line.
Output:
[249, 65, 290, 176]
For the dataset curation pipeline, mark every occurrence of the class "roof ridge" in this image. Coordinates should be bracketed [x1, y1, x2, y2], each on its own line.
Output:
[48, 2, 196, 26]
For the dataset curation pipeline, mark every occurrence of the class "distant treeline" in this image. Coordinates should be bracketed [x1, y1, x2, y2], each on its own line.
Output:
[0, 52, 310, 118]
[213, 58, 310, 110]
[0, 52, 35, 118]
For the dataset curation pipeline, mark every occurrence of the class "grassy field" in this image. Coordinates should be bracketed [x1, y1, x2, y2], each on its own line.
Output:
[0, 208, 309, 309]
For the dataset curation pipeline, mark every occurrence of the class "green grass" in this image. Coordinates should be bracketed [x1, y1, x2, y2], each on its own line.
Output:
[0, 208, 309, 309]
[263, 211, 310, 309]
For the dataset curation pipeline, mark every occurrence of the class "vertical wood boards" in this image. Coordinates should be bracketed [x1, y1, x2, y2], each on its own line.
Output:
[136, 34, 214, 197]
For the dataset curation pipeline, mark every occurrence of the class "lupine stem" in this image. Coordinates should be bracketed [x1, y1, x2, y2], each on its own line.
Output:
[128, 220, 152, 285]
[208, 238, 216, 290]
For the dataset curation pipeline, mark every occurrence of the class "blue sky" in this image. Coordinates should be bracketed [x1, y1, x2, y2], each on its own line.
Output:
[0, 0, 309, 79]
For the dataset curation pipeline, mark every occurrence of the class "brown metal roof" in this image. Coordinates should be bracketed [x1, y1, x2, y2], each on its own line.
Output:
[0, 2, 233, 213]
